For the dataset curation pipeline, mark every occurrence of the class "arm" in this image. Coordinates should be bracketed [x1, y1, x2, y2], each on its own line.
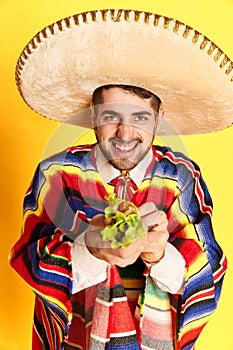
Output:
[164, 157, 227, 348]
[71, 232, 109, 293]
[9, 157, 89, 343]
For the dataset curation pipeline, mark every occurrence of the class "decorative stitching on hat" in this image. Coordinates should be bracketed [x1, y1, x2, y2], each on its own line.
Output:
[110, 9, 123, 22]
[208, 42, 217, 55]
[164, 17, 172, 29]
[226, 62, 233, 75]
[183, 25, 191, 38]
[101, 9, 108, 22]
[15, 8, 233, 111]
[153, 14, 161, 26]
[73, 14, 80, 26]
[200, 36, 209, 50]
[144, 12, 152, 24]
[134, 11, 142, 22]
[192, 30, 199, 44]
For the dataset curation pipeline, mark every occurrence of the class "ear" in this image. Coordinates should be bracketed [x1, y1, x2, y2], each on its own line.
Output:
[153, 103, 164, 134]
[90, 107, 96, 129]
[155, 103, 165, 133]
[159, 103, 165, 119]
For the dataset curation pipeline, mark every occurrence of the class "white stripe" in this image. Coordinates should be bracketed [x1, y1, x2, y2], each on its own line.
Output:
[112, 296, 128, 303]
[187, 286, 215, 299]
[70, 209, 88, 232]
[90, 334, 109, 343]
[95, 296, 127, 306]
[143, 304, 172, 321]
[182, 287, 215, 312]
[213, 255, 226, 283]
[39, 266, 72, 280]
[142, 345, 157, 350]
[213, 268, 225, 283]
[95, 297, 113, 307]
[110, 330, 137, 337]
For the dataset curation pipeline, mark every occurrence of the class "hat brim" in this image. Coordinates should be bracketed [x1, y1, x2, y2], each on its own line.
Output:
[16, 9, 233, 134]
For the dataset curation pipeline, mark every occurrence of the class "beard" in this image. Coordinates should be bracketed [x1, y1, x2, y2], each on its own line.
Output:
[97, 137, 152, 171]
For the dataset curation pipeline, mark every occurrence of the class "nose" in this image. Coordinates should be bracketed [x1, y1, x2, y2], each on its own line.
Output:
[116, 122, 135, 140]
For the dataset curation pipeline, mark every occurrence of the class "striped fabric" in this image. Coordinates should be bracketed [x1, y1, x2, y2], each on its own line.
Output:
[10, 144, 227, 350]
[65, 258, 173, 349]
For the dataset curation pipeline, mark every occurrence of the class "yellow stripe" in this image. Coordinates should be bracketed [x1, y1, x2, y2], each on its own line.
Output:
[145, 293, 171, 311]
[23, 163, 103, 227]
[23, 164, 61, 227]
[178, 314, 210, 340]
[138, 293, 144, 317]
[33, 289, 70, 318]
[169, 200, 190, 227]
[105, 183, 114, 194]
[121, 278, 143, 289]
[140, 177, 180, 195]
[185, 252, 208, 281]
[62, 164, 99, 180]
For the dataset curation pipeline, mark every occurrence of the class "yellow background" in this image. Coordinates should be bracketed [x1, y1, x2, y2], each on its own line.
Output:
[0, 0, 232, 349]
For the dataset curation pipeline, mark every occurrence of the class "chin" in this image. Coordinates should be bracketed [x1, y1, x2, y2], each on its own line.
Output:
[110, 158, 136, 171]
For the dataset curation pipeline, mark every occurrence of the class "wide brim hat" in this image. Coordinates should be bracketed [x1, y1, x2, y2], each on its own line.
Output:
[16, 9, 233, 135]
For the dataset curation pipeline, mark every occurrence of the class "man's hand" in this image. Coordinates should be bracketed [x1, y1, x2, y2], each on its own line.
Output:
[85, 214, 144, 267]
[85, 203, 169, 267]
[139, 204, 168, 263]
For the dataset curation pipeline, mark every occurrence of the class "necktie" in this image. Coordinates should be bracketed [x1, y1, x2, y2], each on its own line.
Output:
[111, 170, 137, 201]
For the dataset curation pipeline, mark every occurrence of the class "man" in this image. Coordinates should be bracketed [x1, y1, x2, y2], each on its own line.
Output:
[10, 84, 227, 350]
[10, 8, 231, 350]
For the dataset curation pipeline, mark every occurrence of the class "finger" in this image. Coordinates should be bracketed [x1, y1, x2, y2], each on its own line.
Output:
[90, 214, 106, 228]
[123, 207, 136, 216]
[139, 203, 158, 229]
[150, 211, 167, 228]
[104, 216, 113, 226]
[139, 202, 158, 217]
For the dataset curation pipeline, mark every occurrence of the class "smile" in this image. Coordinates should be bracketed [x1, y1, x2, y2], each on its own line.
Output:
[112, 141, 138, 152]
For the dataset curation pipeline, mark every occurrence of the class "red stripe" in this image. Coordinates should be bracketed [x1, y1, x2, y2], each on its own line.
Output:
[165, 152, 212, 215]
[178, 322, 207, 349]
[181, 288, 215, 313]
[67, 145, 93, 153]
[213, 256, 227, 282]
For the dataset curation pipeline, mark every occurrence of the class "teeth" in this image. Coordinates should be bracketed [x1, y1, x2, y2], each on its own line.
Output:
[114, 142, 137, 152]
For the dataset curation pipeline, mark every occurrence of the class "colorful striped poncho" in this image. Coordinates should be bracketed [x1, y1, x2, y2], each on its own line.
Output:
[10, 144, 227, 350]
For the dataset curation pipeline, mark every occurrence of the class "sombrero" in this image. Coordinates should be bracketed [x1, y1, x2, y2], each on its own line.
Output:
[15, 9, 233, 135]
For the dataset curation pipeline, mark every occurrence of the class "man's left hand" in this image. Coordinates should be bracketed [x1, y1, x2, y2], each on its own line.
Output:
[139, 202, 168, 263]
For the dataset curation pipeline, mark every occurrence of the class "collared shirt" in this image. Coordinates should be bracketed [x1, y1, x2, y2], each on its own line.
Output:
[72, 145, 185, 295]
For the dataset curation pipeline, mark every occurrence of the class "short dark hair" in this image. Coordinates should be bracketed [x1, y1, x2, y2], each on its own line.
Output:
[92, 84, 161, 114]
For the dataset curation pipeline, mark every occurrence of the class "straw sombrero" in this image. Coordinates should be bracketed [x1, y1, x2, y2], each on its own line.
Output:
[16, 9, 233, 135]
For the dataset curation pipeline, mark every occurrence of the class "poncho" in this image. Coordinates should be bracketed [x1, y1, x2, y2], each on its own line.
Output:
[10, 144, 227, 350]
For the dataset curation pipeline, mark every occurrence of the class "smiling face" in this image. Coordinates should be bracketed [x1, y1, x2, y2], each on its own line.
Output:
[93, 87, 159, 170]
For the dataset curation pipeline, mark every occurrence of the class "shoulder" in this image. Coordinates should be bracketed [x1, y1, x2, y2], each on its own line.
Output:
[152, 144, 200, 171]
[38, 144, 96, 170]
[151, 144, 202, 186]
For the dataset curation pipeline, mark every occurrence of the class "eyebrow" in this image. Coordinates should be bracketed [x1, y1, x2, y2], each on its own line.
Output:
[100, 110, 120, 116]
[100, 110, 153, 117]
[131, 111, 153, 116]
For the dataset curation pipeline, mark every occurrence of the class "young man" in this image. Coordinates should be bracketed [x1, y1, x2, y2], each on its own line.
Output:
[10, 84, 227, 350]
[10, 8, 231, 350]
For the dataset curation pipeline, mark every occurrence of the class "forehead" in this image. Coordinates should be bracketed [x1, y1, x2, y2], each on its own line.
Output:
[100, 87, 154, 112]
